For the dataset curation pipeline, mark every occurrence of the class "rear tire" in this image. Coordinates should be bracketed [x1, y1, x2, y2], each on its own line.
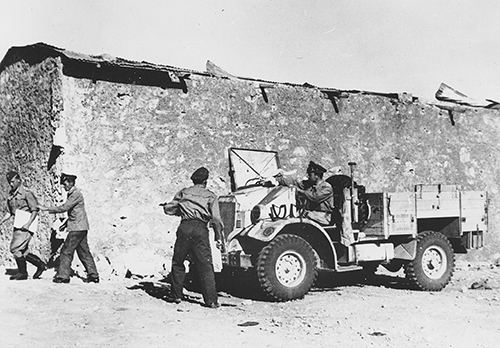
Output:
[256, 234, 317, 301]
[404, 231, 454, 291]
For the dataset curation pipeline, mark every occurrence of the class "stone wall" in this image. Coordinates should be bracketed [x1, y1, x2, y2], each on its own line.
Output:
[0, 58, 63, 263]
[1, 55, 499, 270]
[58, 71, 499, 268]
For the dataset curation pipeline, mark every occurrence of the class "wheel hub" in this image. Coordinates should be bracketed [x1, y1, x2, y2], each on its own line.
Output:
[421, 245, 447, 279]
[275, 250, 306, 287]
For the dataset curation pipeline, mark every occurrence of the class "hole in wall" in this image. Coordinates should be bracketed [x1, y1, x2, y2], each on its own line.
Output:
[448, 110, 455, 126]
[47, 145, 63, 170]
[259, 87, 269, 103]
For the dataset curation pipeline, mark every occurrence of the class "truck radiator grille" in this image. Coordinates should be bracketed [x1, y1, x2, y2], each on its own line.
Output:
[219, 199, 236, 240]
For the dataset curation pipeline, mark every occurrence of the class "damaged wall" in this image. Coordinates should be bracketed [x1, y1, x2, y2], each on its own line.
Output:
[0, 55, 499, 273]
[0, 58, 63, 261]
[59, 70, 499, 269]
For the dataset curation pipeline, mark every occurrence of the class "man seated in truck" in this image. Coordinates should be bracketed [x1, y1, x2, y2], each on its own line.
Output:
[276, 161, 334, 225]
[275, 161, 354, 245]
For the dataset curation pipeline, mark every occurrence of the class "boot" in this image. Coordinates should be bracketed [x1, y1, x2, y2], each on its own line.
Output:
[26, 253, 47, 279]
[10, 257, 28, 280]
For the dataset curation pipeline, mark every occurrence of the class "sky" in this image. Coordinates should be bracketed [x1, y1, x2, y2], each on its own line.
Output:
[1, 0, 499, 100]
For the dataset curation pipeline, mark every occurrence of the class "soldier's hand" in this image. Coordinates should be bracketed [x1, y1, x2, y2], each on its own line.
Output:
[274, 169, 284, 177]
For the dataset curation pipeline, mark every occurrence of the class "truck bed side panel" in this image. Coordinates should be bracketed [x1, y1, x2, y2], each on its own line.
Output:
[387, 192, 417, 236]
[460, 191, 488, 233]
[416, 187, 460, 219]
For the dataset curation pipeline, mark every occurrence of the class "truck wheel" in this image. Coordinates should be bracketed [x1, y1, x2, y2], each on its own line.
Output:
[257, 234, 317, 301]
[404, 231, 454, 291]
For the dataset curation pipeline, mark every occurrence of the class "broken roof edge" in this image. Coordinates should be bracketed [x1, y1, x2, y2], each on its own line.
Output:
[1, 42, 491, 111]
[0, 43, 410, 98]
[0, 42, 209, 76]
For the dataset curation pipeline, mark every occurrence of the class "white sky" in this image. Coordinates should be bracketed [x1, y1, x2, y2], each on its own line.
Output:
[1, 0, 499, 100]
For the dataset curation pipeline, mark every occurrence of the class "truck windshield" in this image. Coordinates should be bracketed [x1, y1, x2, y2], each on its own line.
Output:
[228, 148, 280, 191]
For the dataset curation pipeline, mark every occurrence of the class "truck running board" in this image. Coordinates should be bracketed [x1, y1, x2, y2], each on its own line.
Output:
[335, 265, 364, 273]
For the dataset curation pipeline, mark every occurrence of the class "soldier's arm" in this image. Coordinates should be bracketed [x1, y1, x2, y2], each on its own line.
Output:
[276, 173, 302, 187]
[162, 190, 183, 216]
[22, 191, 39, 230]
[40, 191, 79, 214]
[209, 197, 224, 242]
[1, 200, 15, 224]
[300, 183, 333, 203]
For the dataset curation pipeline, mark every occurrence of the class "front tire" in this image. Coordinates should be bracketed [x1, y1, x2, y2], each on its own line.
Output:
[256, 234, 317, 301]
[404, 231, 454, 291]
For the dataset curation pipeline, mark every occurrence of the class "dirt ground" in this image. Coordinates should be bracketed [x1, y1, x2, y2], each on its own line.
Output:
[1, 259, 499, 348]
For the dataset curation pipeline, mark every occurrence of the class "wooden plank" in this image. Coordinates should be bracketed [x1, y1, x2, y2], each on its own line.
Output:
[387, 192, 417, 236]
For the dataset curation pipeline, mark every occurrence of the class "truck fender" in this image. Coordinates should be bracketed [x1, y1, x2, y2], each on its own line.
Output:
[393, 238, 417, 260]
[245, 218, 338, 269]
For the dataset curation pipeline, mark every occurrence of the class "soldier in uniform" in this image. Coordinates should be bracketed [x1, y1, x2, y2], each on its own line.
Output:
[276, 161, 354, 245]
[162, 167, 224, 308]
[38, 173, 99, 284]
[276, 161, 335, 225]
[0, 171, 46, 280]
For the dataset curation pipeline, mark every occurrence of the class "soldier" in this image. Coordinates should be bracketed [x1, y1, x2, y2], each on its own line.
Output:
[0, 171, 46, 280]
[162, 167, 224, 308]
[276, 161, 354, 245]
[276, 161, 335, 225]
[38, 173, 99, 284]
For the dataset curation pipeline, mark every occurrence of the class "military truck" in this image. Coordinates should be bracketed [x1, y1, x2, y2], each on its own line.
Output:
[214, 148, 488, 301]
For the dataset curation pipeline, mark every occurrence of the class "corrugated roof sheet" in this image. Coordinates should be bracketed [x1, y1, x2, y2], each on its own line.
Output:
[17, 42, 490, 109]
[0, 42, 407, 99]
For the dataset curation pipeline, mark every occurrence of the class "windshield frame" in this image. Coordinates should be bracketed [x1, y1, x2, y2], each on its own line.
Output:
[228, 147, 281, 192]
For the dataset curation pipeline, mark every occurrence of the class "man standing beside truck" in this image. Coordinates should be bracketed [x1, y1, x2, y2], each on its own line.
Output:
[162, 167, 224, 308]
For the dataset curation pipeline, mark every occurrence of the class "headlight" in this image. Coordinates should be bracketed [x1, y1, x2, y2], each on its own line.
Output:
[251, 204, 265, 224]
[263, 227, 275, 237]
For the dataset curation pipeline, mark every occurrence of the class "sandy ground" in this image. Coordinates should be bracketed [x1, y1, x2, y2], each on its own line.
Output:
[1, 259, 499, 348]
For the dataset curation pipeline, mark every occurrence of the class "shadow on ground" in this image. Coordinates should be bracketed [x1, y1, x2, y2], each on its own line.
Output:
[220, 268, 412, 300]
[127, 281, 202, 305]
[4, 268, 18, 276]
[313, 269, 411, 292]
[127, 280, 237, 307]
[127, 268, 411, 304]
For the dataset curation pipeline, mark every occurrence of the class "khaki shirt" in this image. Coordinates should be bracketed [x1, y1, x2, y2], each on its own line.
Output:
[278, 176, 334, 212]
[7, 186, 39, 215]
[46, 187, 90, 231]
[167, 185, 219, 222]
[164, 184, 224, 234]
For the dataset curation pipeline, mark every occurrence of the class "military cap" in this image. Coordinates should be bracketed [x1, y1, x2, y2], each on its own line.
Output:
[60, 173, 77, 184]
[6, 170, 19, 182]
[191, 167, 209, 184]
[306, 161, 327, 174]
